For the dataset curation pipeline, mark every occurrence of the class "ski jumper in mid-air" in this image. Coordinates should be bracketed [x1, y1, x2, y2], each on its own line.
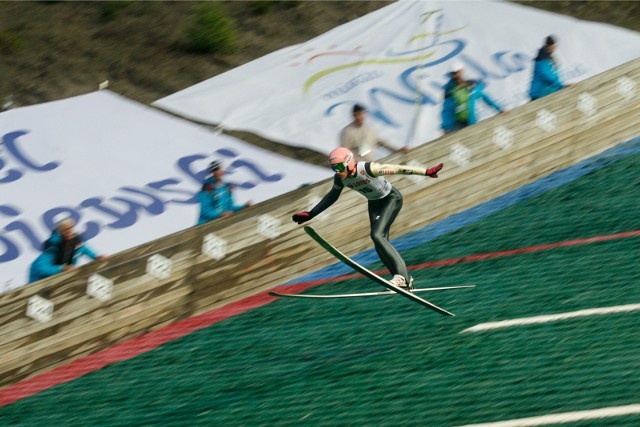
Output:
[292, 147, 443, 289]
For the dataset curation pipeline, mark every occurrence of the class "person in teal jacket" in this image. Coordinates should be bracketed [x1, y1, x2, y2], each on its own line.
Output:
[29, 218, 104, 283]
[197, 161, 250, 224]
[441, 61, 504, 134]
[529, 35, 566, 101]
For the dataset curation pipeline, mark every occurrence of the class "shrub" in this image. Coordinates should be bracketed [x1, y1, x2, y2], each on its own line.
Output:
[0, 29, 25, 54]
[184, 3, 239, 54]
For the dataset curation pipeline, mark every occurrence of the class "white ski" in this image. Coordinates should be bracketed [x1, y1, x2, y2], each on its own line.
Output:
[270, 285, 475, 299]
[301, 226, 457, 316]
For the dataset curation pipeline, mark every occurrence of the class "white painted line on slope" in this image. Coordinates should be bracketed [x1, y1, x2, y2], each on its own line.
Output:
[455, 403, 640, 427]
[462, 304, 640, 333]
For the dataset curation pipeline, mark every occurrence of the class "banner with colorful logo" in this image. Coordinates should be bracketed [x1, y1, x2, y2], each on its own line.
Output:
[1, 91, 329, 292]
[154, 0, 640, 154]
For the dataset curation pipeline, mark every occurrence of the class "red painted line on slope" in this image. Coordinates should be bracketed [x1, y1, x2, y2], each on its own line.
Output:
[407, 230, 640, 270]
[1, 229, 638, 406]
[280, 230, 640, 290]
[0, 290, 289, 407]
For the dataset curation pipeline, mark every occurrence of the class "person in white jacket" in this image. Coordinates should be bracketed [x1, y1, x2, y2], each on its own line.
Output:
[340, 104, 407, 162]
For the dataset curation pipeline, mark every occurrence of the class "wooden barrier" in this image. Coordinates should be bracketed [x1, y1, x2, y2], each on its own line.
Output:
[1, 59, 638, 388]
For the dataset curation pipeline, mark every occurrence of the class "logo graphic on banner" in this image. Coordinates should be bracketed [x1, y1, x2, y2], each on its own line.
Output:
[154, 0, 640, 155]
[1, 91, 329, 293]
[0, 130, 61, 184]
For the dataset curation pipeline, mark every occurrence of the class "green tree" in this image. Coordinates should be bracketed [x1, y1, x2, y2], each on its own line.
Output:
[184, 3, 239, 54]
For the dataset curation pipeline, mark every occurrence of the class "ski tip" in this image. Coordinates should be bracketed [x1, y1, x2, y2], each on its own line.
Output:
[437, 310, 455, 317]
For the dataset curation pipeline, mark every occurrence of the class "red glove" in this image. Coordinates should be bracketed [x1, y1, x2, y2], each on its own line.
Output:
[426, 163, 443, 178]
[292, 211, 314, 224]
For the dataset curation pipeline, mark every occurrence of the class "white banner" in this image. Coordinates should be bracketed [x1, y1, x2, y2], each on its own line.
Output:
[154, 0, 640, 155]
[0, 91, 329, 292]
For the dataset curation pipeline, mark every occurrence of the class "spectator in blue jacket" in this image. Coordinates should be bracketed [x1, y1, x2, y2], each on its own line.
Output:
[529, 35, 566, 101]
[197, 160, 251, 224]
[29, 218, 104, 283]
[441, 61, 504, 134]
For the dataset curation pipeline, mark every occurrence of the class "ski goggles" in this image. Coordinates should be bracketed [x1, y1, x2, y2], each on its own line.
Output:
[330, 162, 348, 172]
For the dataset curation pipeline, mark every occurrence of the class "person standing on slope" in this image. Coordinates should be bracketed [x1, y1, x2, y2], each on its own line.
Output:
[292, 147, 443, 289]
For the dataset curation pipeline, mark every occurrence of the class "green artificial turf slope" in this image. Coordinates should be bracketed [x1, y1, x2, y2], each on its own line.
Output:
[2, 153, 639, 426]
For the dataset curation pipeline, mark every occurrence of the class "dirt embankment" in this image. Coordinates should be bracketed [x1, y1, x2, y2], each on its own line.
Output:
[1, 1, 637, 162]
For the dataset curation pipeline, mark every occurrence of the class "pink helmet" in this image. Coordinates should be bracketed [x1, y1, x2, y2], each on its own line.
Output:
[328, 147, 356, 173]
